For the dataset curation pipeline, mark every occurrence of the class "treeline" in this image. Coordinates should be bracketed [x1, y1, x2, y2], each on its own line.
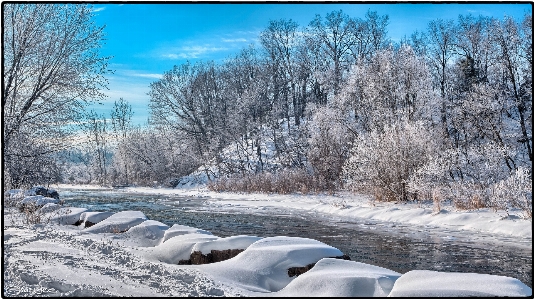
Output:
[3, 4, 531, 216]
[114, 10, 531, 215]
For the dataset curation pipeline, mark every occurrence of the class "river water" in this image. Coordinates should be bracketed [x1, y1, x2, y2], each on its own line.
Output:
[58, 188, 532, 288]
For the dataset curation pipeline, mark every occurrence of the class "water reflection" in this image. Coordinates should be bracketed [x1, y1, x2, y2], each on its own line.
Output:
[60, 189, 532, 288]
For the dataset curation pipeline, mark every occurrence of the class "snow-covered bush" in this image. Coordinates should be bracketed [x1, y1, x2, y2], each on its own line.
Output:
[490, 167, 532, 218]
[343, 119, 438, 202]
[306, 104, 352, 192]
[3, 189, 25, 208]
[409, 141, 531, 216]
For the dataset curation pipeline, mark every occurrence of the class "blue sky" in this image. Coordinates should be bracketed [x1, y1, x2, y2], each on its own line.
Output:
[88, 2, 532, 126]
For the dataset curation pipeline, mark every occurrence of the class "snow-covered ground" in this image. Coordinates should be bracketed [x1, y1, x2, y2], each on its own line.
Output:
[3, 184, 532, 297]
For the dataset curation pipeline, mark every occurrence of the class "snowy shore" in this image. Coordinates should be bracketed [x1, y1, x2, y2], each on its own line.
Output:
[3, 184, 532, 297]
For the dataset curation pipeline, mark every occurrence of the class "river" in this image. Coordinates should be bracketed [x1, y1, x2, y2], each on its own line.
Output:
[58, 188, 532, 288]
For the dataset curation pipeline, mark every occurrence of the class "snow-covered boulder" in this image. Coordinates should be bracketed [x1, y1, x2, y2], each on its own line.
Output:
[48, 207, 88, 225]
[38, 203, 61, 214]
[199, 236, 345, 292]
[78, 211, 115, 228]
[185, 235, 263, 264]
[25, 186, 59, 199]
[20, 195, 60, 207]
[148, 233, 219, 264]
[191, 235, 263, 254]
[83, 211, 148, 234]
[162, 224, 213, 243]
[120, 220, 170, 247]
[387, 270, 532, 297]
[274, 258, 401, 297]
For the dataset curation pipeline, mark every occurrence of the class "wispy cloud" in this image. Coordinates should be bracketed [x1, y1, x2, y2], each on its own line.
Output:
[92, 7, 106, 13]
[466, 9, 490, 15]
[161, 45, 228, 60]
[222, 38, 248, 43]
[123, 71, 163, 79]
[154, 30, 261, 61]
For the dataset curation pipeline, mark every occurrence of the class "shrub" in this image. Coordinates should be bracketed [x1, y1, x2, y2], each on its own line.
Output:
[207, 168, 328, 194]
[343, 120, 437, 202]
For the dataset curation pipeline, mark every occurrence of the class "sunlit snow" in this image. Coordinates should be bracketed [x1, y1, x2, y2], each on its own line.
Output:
[3, 185, 532, 297]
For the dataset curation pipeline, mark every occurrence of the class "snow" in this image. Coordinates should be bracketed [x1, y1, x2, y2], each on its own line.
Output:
[78, 211, 114, 226]
[272, 258, 401, 297]
[82, 210, 148, 234]
[145, 233, 220, 264]
[120, 220, 169, 247]
[3, 185, 533, 296]
[388, 270, 532, 297]
[191, 235, 263, 254]
[196, 236, 345, 293]
[38, 203, 61, 213]
[47, 207, 88, 225]
[162, 224, 214, 242]
[20, 195, 60, 206]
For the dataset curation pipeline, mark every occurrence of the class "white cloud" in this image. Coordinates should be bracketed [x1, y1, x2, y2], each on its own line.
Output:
[92, 7, 106, 13]
[122, 70, 163, 79]
[161, 45, 228, 60]
[222, 38, 248, 43]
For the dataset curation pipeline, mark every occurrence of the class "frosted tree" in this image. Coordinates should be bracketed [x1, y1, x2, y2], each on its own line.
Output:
[426, 18, 456, 138]
[306, 104, 351, 191]
[110, 98, 133, 184]
[307, 10, 357, 96]
[338, 45, 438, 134]
[490, 15, 532, 163]
[261, 18, 302, 127]
[343, 120, 439, 202]
[83, 111, 109, 186]
[3, 3, 109, 189]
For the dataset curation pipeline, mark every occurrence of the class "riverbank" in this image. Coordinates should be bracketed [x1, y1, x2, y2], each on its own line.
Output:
[4, 184, 532, 296]
[54, 184, 532, 245]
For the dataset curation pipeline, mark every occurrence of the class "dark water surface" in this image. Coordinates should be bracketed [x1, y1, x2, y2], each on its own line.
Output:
[59, 188, 532, 288]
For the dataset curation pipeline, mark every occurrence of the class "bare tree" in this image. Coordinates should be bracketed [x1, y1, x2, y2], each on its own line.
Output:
[427, 18, 456, 138]
[110, 98, 133, 184]
[2, 3, 110, 188]
[307, 10, 356, 96]
[84, 111, 109, 186]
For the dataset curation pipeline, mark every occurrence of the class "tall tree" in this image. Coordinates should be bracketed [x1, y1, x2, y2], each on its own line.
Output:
[491, 15, 532, 163]
[427, 18, 456, 138]
[110, 98, 133, 184]
[260, 19, 302, 126]
[84, 111, 109, 186]
[3, 3, 110, 188]
[307, 10, 357, 96]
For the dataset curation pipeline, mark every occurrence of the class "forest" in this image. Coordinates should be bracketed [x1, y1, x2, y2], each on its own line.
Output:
[3, 4, 532, 217]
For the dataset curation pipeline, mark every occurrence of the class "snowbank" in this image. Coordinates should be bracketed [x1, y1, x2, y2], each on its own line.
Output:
[272, 258, 401, 297]
[388, 270, 532, 297]
[5, 186, 532, 297]
[82, 210, 148, 234]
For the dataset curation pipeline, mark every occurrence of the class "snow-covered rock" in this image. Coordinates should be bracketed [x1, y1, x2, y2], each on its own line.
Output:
[25, 186, 59, 199]
[199, 236, 345, 292]
[191, 235, 263, 255]
[4, 189, 24, 199]
[78, 211, 115, 227]
[120, 220, 170, 247]
[38, 203, 61, 214]
[48, 207, 88, 225]
[148, 233, 219, 264]
[82, 211, 148, 234]
[162, 224, 213, 243]
[20, 195, 60, 206]
[274, 258, 401, 297]
[387, 270, 532, 297]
